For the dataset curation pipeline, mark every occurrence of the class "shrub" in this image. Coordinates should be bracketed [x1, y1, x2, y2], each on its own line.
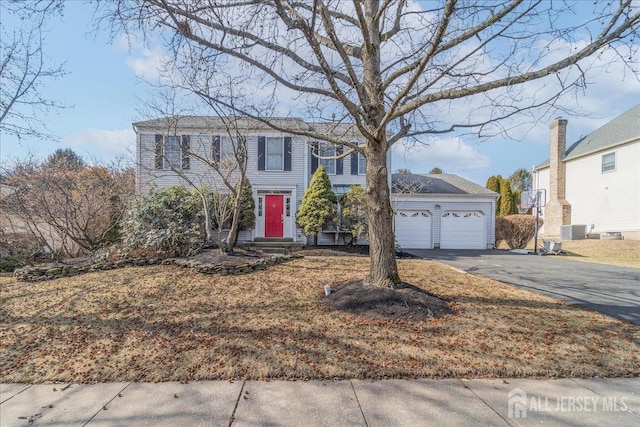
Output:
[120, 185, 205, 258]
[0, 255, 25, 272]
[496, 214, 543, 249]
[296, 166, 337, 245]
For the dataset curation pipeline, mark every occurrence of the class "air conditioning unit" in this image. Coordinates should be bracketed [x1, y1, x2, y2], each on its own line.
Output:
[561, 224, 586, 240]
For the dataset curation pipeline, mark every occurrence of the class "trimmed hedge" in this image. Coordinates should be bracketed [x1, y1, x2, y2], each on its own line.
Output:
[496, 215, 543, 249]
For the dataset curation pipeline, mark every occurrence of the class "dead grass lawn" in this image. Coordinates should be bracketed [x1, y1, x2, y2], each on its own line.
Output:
[497, 239, 639, 269]
[1, 257, 638, 383]
[560, 240, 639, 269]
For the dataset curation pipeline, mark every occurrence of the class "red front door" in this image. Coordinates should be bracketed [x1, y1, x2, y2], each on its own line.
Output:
[265, 195, 284, 238]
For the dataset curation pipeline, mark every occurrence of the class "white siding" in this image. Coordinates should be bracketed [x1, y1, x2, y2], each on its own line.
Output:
[564, 142, 640, 235]
[534, 167, 550, 236]
[538, 141, 639, 237]
[137, 129, 308, 242]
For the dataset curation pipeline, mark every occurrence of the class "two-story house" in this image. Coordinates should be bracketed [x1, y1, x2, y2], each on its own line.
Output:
[133, 116, 499, 249]
[132, 116, 370, 245]
[534, 105, 640, 240]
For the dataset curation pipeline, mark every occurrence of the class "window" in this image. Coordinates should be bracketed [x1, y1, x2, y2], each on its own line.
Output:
[219, 136, 235, 168]
[164, 136, 182, 169]
[286, 197, 291, 217]
[318, 142, 336, 175]
[258, 197, 263, 217]
[602, 152, 616, 173]
[358, 153, 366, 175]
[266, 137, 284, 171]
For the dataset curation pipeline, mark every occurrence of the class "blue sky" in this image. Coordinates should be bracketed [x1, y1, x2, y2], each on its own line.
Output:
[1, 2, 639, 185]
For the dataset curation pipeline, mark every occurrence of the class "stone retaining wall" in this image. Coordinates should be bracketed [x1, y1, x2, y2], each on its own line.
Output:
[14, 254, 301, 282]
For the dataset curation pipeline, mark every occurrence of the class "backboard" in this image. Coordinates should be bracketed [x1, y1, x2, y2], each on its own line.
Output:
[521, 189, 547, 208]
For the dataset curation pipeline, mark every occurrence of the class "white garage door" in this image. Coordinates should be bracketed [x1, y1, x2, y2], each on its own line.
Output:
[440, 211, 486, 249]
[395, 211, 432, 249]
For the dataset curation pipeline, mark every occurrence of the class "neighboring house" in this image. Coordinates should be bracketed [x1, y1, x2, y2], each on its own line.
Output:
[133, 117, 496, 248]
[534, 105, 640, 240]
[391, 174, 499, 249]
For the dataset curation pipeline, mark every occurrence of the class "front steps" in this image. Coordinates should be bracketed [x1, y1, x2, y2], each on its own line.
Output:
[242, 238, 304, 255]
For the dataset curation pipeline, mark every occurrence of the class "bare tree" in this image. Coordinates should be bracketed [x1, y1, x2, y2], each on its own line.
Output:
[0, 1, 67, 139]
[108, 0, 640, 287]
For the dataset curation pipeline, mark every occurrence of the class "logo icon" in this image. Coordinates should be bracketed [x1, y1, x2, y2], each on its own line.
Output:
[508, 388, 528, 419]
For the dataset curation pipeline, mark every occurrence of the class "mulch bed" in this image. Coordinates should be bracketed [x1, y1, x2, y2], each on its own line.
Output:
[327, 279, 454, 320]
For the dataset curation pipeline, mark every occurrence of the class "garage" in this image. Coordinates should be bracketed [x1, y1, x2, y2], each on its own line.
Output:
[440, 211, 486, 249]
[394, 210, 433, 249]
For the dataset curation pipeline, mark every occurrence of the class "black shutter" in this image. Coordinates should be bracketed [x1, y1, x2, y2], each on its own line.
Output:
[258, 136, 266, 171]
[154, 134, 163, 169]
[212, 135, 221, 164]
[284, 136, 292, 171]
[181, 135, 190, 170]
[238, 136, 247, 168]
[351, 152, 358, 175]
[336, 145, 343, 175]
[311, 142, 318, 173]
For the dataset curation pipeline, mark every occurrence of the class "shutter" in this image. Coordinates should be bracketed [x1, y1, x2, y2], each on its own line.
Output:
[311, 142, 319, 173]
[155, 134, 163, 169]
[284, 136, 292, 171]
[258, 136, 266, 171]
[238, 136, 247, 168]
[212, 135, 221, 164]
[351, 152, 358, 175]
[181, 135, 190, 170]
[336, 145, 343, 175]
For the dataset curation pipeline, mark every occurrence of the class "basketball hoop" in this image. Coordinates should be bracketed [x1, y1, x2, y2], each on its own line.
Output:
[517, 204, 534, 214]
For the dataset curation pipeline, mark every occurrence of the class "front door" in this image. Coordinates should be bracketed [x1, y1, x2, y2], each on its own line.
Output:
[265, 195, 284, 238]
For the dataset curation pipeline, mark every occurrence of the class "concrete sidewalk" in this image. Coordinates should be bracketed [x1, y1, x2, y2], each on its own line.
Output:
[1, 378, 638, 426]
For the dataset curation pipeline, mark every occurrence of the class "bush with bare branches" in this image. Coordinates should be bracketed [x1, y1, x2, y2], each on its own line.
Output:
[1, 155, 135, 259]
[496, 215, 543, 250]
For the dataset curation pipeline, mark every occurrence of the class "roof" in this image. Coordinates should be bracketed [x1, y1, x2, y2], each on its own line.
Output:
[132, 116, 310, 131]
[391, 173, 498, 197]
[536, 104, 640, 169]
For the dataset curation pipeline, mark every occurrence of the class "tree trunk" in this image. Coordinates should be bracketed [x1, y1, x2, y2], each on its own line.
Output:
[227, 191, 242, 249]
[365, 144, 401, 288]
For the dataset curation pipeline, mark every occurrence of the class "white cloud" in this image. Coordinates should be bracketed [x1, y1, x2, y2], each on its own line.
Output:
[125, 47, 167, 81]
[392, 136, 491, 174]
[62, 128, 135, 156]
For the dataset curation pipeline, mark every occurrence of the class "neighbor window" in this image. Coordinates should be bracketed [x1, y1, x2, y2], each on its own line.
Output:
[358, 153, 366, 175]
[266, 137, 284, 171]
[318, 142, 336, 174]
[601, 152, 616, 173]
[164, 136, 182, 169]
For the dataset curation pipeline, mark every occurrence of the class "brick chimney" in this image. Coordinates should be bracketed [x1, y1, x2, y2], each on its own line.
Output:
[544, 118, 571, 239]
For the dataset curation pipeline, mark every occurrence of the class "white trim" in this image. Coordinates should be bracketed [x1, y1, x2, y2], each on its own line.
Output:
[253, 185, 298, 239]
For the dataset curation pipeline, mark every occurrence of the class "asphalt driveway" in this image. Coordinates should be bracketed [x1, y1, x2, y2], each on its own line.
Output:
[405, 249, 640, 325]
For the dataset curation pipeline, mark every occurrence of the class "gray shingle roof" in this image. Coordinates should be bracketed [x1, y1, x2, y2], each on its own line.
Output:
[133, 116, 310, 131]
[536, 104, 640, 169]
[392, 173, 498, 196]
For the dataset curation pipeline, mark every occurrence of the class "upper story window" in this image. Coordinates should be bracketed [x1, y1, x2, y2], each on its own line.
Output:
[319, 142, 336, 175]
[219, 136, 237, 169]
[155, 134, 189, 170]
[164, 136, 181, 168]
[601, 152, 616, 173]
[358, 153, 366, 175]
[266, 137, 284, 171]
